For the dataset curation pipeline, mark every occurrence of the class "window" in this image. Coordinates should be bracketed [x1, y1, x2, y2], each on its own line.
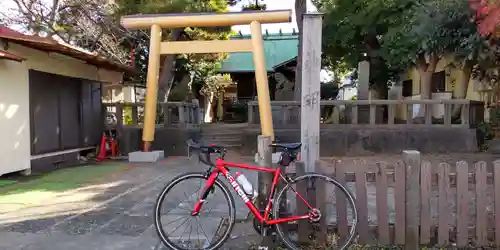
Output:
[402, 79, 413, 97]
[431, 71, 446, 92]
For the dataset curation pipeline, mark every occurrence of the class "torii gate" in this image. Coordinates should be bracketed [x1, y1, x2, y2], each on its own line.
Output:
[121, 10, 292, 151]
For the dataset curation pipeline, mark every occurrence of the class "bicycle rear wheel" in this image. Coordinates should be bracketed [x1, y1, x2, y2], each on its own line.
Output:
[154, 172, 236, 250]
[273, 173, 358, 250]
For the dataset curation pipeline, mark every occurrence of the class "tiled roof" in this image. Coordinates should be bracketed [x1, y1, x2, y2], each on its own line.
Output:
[217, 33, 298, 73]
[0, 25, 135, 73]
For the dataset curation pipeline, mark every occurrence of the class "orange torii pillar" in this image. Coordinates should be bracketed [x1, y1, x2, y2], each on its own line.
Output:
[121, 10, 292, 153]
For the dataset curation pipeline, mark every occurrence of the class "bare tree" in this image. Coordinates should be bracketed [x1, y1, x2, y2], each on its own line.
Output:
[1, 0, 135, 63]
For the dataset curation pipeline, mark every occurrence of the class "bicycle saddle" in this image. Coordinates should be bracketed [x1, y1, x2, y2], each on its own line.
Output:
[270, 142, 302, 151]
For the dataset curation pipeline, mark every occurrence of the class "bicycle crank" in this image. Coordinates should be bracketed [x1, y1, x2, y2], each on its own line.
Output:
[252, 212, 273, 235]
[308, 208, 322, 223]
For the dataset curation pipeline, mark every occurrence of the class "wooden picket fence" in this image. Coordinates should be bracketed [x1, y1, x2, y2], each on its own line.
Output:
[294, 151, 500, 248]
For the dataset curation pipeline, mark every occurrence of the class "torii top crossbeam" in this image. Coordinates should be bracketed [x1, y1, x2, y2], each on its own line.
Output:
[121, 10, 293, 152]
[121, 10, 292, 29]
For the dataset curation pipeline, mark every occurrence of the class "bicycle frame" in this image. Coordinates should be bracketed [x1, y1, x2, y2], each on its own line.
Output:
[191, 158, 315, 225]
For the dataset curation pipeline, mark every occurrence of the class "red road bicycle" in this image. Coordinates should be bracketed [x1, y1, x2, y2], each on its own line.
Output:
[154, 140, 358, 250]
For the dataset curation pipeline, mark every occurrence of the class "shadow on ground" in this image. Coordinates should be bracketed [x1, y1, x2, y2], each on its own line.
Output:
[0, 156, 259, 250]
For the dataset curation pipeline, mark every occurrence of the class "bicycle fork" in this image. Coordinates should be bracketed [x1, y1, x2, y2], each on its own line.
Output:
[191, 171, 219, 216]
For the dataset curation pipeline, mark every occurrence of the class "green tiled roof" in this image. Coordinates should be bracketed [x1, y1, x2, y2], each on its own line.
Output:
[217, 33, 298, 73]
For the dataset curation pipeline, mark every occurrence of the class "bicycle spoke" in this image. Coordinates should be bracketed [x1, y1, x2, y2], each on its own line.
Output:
[163, 186, 203, 214]
[197, 178, 203, 195]
[167, 216, 191, 236]
[195, 218, 202, 247]
[183, 191, 195, 207]
[154, 173, 235, 250]
[196, 217, 211, 244]
[273, 174, 358, 250]
[162, 214, 188, 228]
[187, 218, 193, 247]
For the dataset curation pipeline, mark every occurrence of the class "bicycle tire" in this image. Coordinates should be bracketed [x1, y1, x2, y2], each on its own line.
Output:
[154, 172, 236, 250]
[273, 173, 358, 250]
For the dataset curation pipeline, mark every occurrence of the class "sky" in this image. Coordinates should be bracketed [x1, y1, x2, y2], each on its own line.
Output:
[229, 0, 317, 34]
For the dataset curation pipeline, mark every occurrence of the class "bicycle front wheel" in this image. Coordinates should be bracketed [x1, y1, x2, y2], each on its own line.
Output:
[273, 173, 358, 250]
[154, 172, 236, 250]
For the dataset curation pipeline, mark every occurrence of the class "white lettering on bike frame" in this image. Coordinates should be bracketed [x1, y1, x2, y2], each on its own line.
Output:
[225, 172, 250, 203]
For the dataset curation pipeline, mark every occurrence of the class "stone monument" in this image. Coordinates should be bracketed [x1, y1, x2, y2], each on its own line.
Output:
[274, 72, 295, 101]
[357, 60, 370, 124]
[273, 72, 296, 123]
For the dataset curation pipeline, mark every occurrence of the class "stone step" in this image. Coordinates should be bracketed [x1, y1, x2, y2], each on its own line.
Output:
[201, 129, 242, 133]
[201, 140, 242, 146]
[200, 124, 248, 132]
[201, 128, 243, 134]
[201, 134, 241, 140]
[200, 123, 248, 128]
[219, 144, 242, 148]
[200, 138, 241, 144]
[199, 143, 242, 149]
[200, 124, 244, 151]
[201, 137, 241, 142]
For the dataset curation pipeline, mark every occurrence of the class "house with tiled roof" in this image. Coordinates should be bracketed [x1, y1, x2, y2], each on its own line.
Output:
[0, 25, 134, 176]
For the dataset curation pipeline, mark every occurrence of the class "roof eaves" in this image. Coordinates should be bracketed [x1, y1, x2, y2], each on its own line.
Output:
[0, 50, 26, 62]
[272, 56, 297, 70]
[0, 25, 136, 74]
[53, 45, 136, 74]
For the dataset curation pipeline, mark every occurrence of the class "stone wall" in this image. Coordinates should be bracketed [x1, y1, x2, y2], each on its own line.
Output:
[120, 127, 201, 156]
[241, 127, 478, 156]
[118, 126, 478, 157]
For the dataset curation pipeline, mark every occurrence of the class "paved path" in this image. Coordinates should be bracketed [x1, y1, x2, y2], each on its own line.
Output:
[2, 153, 497, 250]
[0, 156, 260, 250]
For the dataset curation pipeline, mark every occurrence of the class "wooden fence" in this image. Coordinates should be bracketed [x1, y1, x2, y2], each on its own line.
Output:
[293, 151, 500, 248]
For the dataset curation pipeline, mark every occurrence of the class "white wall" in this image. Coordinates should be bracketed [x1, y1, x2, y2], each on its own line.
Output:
[102, 86, 138, 103]
[403, 93, 452, 119]
[338, 86, 356, 100]
[0, 58, 30, 175]
[0, 43, 124, 176]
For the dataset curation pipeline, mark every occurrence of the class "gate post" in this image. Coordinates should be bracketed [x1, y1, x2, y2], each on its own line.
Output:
[300, 12, 323, 173]
[296, 160, 327, 244]
[403, 150, 421, 249]
[257, 135, 275, 248]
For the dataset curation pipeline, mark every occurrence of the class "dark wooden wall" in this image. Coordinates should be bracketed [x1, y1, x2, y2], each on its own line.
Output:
[29, 70, 102, 155]
[231, 72, 276, 101]
[232, 72, 256, 99]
